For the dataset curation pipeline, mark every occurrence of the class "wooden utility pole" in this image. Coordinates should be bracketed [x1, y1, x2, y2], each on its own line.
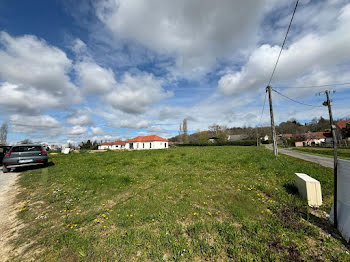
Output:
[267, 86, 278, 156]
[323, 90, 338, 228]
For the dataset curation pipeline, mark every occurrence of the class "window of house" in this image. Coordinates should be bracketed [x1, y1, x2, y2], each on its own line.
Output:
[165, 143, 167, 148]
[150, 142, 152, 148]
[143, 143, 144, 148]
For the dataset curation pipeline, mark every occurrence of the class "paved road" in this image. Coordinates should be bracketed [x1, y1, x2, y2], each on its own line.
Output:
[0, 169, 18, 260]
[265, 145, 334, 168]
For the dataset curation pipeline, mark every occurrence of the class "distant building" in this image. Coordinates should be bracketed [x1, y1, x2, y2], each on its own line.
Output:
[227, 134, 249, 141]
[125, 135, 168, 150]
[262, 135, 269, 141]
[336, 120, 350, 130]
[208, 137, 218, 143]
[279, 133, 293, 138]
[293, 132, 330, 147]
[336, 120, 350, 141]
[323, 132, 333, 144]
[98, 141, 126, 150]
[295, 141, 304, 147]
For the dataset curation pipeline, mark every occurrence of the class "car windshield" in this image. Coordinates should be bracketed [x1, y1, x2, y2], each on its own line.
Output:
[12, 146, 42, 152]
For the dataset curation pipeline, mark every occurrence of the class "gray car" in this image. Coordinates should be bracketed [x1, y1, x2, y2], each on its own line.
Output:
[2, 144, 48, 173]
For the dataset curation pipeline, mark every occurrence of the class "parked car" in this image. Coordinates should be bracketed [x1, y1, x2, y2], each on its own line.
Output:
[0, 146, 11, 166]
[2, 144, 48, 173]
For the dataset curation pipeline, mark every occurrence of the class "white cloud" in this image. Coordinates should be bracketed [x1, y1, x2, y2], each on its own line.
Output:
[105, 72, 172, 114]
[9, 114, 60, 128]
[95, 0, 279, 75]
[66, 109, 93, 126]
[8, 114, 61, 135]
[75, 61, 116, 94]
[218, 3, 350, 96]
[118, 119, 151, 129]
[72, 38, 87, 54]
[0, 31, 82, 126]
[0, 31, 80, 103]
[91, 134, 120, 142]
[90, 126, 105, 135]
[0, 82, 61, 114]
[67, 125, 87, 135]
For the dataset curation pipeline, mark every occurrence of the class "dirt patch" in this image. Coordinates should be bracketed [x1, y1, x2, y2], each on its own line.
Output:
[0, 171, 21, 261]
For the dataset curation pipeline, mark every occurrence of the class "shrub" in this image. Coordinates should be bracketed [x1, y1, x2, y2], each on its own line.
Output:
[261, 140, 272, 144]
[177, 140, 257, 147]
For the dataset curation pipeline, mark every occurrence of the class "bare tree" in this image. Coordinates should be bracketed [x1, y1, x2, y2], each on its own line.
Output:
[178, 123, 183, 143]
[209, 124, 227, 135]
[183, 118, 188, 144]
[20, 138, 32, 144]
[0, 122, 8, 145]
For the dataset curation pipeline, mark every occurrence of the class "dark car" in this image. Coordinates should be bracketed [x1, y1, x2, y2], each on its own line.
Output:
[0, 146, 11, 165]
[2, 144, 48, 173]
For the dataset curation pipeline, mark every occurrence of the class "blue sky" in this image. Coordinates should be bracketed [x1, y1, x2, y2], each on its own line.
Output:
[0, 0, 350, 145]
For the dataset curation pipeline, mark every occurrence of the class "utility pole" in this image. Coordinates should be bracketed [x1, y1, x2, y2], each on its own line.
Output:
[267, 86, 278, 156]
[323, 90, 338, 228]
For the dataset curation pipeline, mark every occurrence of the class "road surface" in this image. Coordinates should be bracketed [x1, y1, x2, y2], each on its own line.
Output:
[265, 145, 334, 168]
[0, 169, 18, 261]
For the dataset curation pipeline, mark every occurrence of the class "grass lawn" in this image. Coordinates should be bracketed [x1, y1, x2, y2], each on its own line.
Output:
[12, 146, 349, 261]
[292, 147, 350, 160]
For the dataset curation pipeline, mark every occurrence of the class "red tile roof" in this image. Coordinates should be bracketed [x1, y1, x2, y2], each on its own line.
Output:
[313, 132, 326, 139]
[126, 135, 168, 142]
[336, 120, 350, 129]
[304, 131, 327, 139]
[101, 140, 126, 146]
[323, 132, 332, 138]
[281, 133, 293, 137]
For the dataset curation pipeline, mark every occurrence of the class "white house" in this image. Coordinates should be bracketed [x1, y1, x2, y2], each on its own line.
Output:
[125, 135, 168, 150]
[98, 140, 126, 150]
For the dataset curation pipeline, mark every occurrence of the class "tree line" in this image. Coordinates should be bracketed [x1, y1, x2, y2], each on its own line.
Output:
[170, 117, 349, 144]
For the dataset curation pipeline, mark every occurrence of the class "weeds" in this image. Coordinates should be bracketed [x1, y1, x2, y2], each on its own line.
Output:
[11, 146, 350, 261]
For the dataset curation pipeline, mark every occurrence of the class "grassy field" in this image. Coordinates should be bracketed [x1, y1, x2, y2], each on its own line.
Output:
[292, 147, 350, 160]
[12, 146, 349, 261]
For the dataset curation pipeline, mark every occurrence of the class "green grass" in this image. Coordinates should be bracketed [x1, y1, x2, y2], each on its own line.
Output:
[292, 147, 350, 160]
[12, 147, 349, 261]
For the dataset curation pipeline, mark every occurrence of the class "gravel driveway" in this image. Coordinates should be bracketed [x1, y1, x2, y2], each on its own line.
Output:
[0, 169, 18, 261]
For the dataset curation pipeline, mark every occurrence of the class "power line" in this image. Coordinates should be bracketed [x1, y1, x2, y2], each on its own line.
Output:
[274, 82, 350, 89]
[267, 0, 299, 86]
[336, 110, 350, 120]
[257, 89, 268, 127]
[271, 87, 323, 108]
[265, 0, 299, 156]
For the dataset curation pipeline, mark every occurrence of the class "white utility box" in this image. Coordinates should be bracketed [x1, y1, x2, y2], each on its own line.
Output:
[295, 173, 322, 207]
[61, 148, 70, 154]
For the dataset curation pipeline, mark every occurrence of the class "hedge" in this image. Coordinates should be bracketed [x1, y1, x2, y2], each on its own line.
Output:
[175, 140, 257, 147]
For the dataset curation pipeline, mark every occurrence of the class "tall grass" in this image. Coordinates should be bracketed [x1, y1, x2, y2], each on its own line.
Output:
[13, 146, 349, 261]
[293, 147, 350, 160]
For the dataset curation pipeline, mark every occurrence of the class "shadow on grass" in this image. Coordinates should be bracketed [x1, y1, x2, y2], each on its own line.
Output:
[11, 161, 55, 173]
[307, 212, 350, 249]
[283, 183, 299, 195]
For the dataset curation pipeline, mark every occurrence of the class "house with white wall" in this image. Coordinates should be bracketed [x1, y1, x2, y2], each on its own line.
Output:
[125, 135, 168, 150]
[98, 140, 126, 150]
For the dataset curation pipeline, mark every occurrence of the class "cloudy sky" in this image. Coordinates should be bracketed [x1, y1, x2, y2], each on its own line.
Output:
[0, 0, 350, 145]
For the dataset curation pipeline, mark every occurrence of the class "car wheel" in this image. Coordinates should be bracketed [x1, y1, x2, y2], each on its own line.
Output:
[44, 160, 48, 167]
[2, 165, 9, 173]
